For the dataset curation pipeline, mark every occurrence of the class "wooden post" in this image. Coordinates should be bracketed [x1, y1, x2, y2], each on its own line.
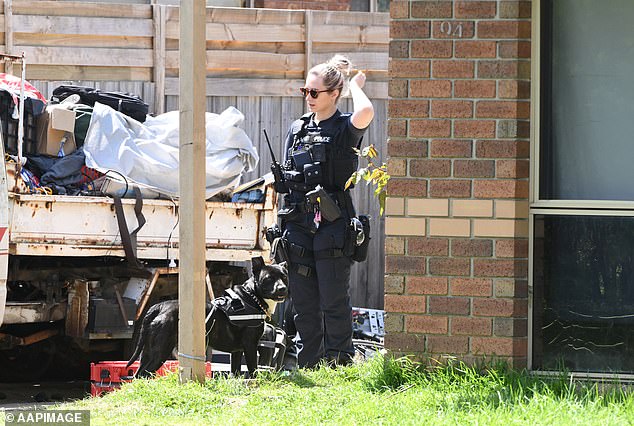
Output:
[304, 9, 313, 81]
[4, 0, 13, 75]
[178, 0, 207, 383]
[152, 4, 166, 115]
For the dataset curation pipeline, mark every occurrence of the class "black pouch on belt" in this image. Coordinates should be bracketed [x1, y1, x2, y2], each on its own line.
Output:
[352, 215, 371, 262]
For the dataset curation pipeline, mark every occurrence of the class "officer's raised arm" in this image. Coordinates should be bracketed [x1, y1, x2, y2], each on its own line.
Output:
[349, 71, 374, 130]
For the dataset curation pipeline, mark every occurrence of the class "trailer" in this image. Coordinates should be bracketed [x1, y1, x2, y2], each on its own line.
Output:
[0, 107, 276, 381]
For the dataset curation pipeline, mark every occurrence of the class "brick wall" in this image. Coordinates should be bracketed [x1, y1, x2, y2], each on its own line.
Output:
[254, 0, 351, 10]
[385, 0, 531, 367]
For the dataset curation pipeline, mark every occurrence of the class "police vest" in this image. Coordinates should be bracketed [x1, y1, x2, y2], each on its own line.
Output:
[287, 112, 360, 192]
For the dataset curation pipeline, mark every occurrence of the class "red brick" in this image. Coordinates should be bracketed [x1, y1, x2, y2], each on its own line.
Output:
[429, 296, 470, 315]
[411, 1, 453, 18]
[454, 120, 496, 138]
[391, 21, 431, 39]
[455, 1, 496, 18]
[477, 21, 531, 39]
[476, 140, 530, 158]
[478, 60, 531, 79]
[499, 1, 532, 19]
[431, 100, 473, 118]
[473, 298, 526, 317]
[389, 100, 430, 118]
[386, 255, 427, 275]
[429, 180, 471, 198]
[407, 315, 448, 334]
[454, 160, 495, 178]
[493, 318, 528, 337]
[385, 332, 425, 353]
[497, 120, 530, 139]
[390, 59, 431, 78]
[412, 40, 453, 58]
[451, 317, 492, 336]
[474, 180, 528, 199]
[427, 335, 469, 354]
[432, 21, 475, 39]
[429, 258, 471, 276]
[473, 259, 528, 278]
[409, 237, 449, 256]
[410, 119, 451, 138]
[407, 276, 449, 295]
[390, 1, 410, 19]
[388, 139, 428, 157]
[454, 80, 496, 98]
[498, 80, 531, 99]
[388, 80, 408, 98]
[387, 178, 427, 197]
[451, 277, 493, 296]
[476, 101, 530, 119]
[411, 80, 452, 98]
[496, 160, 529, 178]
[390, 40, 409, 58]
[385, 294, 426, 313]
[451, 239, 493, 257]
[499, 41, 531, 58]
[433, 60, 475, 78]
[431, 140, 472, 158]
[411, 159, 451, 177]
[455, 41, 496, 58]
[388, 119, 407, 137]
[496, 239, 528, 258]
[471, 337, 527, 357]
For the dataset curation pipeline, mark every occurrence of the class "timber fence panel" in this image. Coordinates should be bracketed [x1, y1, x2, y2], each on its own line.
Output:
[7, 2, 388, 309]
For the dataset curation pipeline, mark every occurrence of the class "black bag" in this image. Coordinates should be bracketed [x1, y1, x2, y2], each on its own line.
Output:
[351, 215, 371, 262]
[51, 85, 148, 123]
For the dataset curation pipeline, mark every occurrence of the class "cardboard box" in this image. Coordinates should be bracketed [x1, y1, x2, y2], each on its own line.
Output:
[36, 104, 77, 156]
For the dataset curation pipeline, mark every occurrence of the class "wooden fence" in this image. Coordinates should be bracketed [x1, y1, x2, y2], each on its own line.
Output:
[1, 1, 389, 309]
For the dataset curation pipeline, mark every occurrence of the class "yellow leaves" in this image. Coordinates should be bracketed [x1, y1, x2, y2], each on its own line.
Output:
[348, 143, 391, 215]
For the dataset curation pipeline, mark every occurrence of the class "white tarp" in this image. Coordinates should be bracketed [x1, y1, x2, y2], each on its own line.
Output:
[83, 102, 259, 199]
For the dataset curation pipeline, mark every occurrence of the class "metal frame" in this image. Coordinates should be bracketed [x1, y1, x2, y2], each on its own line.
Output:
[528, 0, 634, 377]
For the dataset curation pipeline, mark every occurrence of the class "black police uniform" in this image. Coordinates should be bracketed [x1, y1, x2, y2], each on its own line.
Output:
[279, 109, 366, 367]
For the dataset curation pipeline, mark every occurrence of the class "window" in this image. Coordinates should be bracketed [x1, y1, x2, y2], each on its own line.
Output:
[350, 0, 390, 12]
[532, 0, 634, 374]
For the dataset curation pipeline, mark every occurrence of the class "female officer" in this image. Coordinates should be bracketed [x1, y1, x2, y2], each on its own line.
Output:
[279, 55, 374, 368]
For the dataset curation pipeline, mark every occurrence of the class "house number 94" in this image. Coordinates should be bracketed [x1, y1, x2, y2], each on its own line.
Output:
[440, 21, 464, 38]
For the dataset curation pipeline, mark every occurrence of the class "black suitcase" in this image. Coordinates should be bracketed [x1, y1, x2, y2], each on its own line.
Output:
[51, 85, 149, 123]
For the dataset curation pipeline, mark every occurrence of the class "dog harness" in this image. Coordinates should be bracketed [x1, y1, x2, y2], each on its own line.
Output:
[210, 287, 269, 327]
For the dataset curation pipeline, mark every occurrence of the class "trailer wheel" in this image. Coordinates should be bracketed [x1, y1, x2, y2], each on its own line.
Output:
[0, 338, 56, 382]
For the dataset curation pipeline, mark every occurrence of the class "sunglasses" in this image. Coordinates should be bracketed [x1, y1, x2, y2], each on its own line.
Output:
[299, 87, 331, 99]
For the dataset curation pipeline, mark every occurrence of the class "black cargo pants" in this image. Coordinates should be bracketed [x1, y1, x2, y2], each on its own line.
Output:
[284, 216, 354, 368]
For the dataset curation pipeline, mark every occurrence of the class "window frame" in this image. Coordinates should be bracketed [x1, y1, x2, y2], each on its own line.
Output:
[530, 0, 634, 378]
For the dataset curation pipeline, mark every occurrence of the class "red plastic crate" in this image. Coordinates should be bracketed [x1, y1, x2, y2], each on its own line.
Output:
[90, 360, 213, 397]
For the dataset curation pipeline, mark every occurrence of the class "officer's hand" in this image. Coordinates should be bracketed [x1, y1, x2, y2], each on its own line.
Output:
[350, 71, 366, 89]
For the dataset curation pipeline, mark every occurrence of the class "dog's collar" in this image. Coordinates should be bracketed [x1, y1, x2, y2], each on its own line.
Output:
[228, 287, 271, 321]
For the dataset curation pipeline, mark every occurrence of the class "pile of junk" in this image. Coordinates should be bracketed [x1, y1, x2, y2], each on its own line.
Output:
[0, 71, 260, 201]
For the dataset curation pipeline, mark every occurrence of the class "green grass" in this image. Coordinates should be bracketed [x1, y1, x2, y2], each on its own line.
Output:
[8, 355, 634, 425]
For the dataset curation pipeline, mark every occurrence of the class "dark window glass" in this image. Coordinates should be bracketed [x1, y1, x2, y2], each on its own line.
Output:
[539, 0, 634, 200]
[533, 214, 634, 373]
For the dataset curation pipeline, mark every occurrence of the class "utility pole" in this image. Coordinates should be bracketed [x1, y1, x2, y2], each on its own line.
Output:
[178, 0, 207, 383]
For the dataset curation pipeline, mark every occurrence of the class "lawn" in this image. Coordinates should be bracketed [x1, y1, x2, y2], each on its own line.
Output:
[7, 355, 634, 425]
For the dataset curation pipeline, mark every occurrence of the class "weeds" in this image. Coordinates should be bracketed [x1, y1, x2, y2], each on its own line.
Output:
[41, 354, 634, 426]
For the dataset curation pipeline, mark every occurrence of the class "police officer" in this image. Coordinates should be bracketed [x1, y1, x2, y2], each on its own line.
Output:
[276, 55, 374, 368]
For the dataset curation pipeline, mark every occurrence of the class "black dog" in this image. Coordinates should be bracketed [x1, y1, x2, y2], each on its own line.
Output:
[127, 257, 288, 377]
